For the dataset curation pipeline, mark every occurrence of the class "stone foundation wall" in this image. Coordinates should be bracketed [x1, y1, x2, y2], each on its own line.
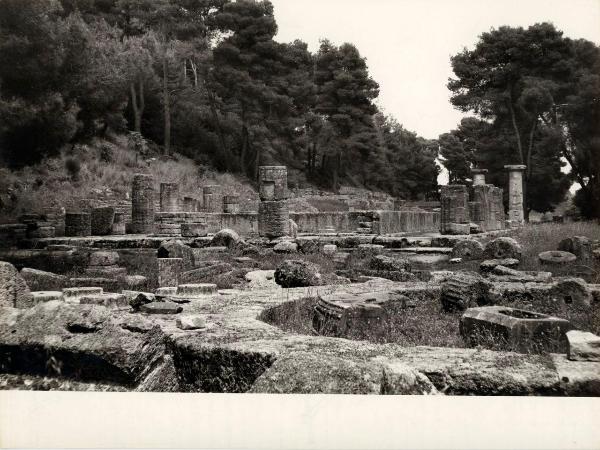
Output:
[374, 210, 440, 234]
[150, 209, 440, 236]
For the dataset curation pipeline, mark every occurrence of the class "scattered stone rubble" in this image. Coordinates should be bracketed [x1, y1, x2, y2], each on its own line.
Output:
[0, 165, 599, 395]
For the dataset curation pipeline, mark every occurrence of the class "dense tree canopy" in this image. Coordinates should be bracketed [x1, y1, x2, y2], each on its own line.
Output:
[444, 23, 600, 218]
[0, 0, 438, 200]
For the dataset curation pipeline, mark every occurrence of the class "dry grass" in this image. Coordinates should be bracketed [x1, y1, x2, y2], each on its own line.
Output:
[0, 134, 259, 222]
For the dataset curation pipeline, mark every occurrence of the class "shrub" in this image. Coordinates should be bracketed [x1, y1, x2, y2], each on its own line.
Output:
[64, 157, 81, 181]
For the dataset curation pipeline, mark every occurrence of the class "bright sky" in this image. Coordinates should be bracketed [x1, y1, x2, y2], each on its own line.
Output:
[270, 0, 600, 140]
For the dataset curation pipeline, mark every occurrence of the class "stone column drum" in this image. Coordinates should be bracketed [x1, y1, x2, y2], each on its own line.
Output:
[258, 200, 289, 238]
[440, 185, 470, 235]
[505, 165, 526, 225]
[471, 168, 488, 186]
[183, 197, 197, 212]
[131, 174, 155, 234]
[91, 206, 115, 236]
[259, 166, 288, 201]
[223, 195, 240, 214]
[203, 185, 222, 213]
[65, 212, 91, 237]
[160, 183, 179, 212]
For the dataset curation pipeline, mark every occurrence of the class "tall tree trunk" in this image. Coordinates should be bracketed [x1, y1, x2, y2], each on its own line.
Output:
[162, 55, 170, 155]
[130, 82, 140, 132]
[507, 92, 524, 164]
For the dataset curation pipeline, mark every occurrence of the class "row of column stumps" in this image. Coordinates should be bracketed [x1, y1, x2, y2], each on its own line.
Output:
[258, 166, 290, 238]
[439, 166, 525, 235]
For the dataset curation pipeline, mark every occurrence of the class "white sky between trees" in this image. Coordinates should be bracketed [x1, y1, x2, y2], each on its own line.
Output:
[271, 0, 600, 187]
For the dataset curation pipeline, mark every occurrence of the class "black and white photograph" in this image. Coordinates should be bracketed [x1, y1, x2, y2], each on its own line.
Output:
[0, 0, 599, 447]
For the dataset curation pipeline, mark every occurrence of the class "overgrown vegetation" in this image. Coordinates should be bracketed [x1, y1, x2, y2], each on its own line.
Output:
[0, 0, 438, 198]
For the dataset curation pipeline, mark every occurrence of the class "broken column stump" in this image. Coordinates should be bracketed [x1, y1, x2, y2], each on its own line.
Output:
[131, 174, 155, 234]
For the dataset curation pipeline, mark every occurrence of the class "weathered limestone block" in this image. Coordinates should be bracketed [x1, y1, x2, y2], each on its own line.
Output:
[0, 261, 33, 308]
[203, 185, 222, 213]
[157, 257, 183, 288]
[222, 195, 240, 214]
[65, 212, 91, 237]
[451, 239, 484, 260]
[567, 330, 600, 362]
[259, 166, 288, 201]
[80, 293, 129, 308]
[273, 240, 298, 253]
[460, 305, 571, 353]
[158, 240, 195, 270]
[181, 223, 208, 237]
[89, 251, 120, 266]
[139, 301, 182, 314]
[440, 185, 470, 235]
[539, 250, 577, 266]
[322, 244, 337, 255]
[91, 206, 115, 236]
[440, 271, 491, 311]
[288, 219, 298, 239]
[210, 229, 241, 248]
[550, 277, 592, 307]
[160, 183, 179, 212]
[169, 284, 218, 303]
[84, 266, 128, 278]
[558, 236, 593, 262]
[480, 258, 520, 273]
[131, 173, 155, 234]
[30, 291, 64, 305]
[0, 224, 27, 248]
[274, 260, 322, 288]
[355, 244, 384, 258]
[258, 200, 289, 238]
[183, 196, 198, 212]
[180, 263, 233, 284]
[250, 352, 437, 395]
[370, 255, 410, 272]
[176, 315, 207, 330]
[483, 237, 522, 260]
[20, 268, 67, 291]
[62, 287, 104, 303]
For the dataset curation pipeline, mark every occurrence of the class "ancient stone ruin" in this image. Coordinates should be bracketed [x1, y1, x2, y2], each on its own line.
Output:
[0, 164, 598, 396]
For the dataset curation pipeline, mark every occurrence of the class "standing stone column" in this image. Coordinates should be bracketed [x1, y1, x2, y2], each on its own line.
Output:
[160, 183, 179, 212]
[131, 173, 155, 234]
[65, 212, 91, 237]
[259, 166, 287, 200]
[504, 165, 526, 225]
[471, 168, 488, 186]
[223, 195, 240, 214]
[440, 185, 470, 235]
[203, 185, 222, 213]
[258, 166, 289, 238]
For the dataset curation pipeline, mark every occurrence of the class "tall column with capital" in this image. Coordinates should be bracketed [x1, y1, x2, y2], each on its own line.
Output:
[504, 165, 526, 225]
[471, 168, 488, 186]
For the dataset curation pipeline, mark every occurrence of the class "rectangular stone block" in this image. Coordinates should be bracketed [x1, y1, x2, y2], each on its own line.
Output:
[460, 306, 572, 353]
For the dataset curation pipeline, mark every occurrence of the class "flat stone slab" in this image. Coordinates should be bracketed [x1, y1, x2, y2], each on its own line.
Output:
[567, 330, 600, 362]
[2, 278, 600, 395]
[139, 301, 182, 315]
[62, 287, 104, 303]
[30, 291, 64, 304]
[176, 315, 207, 330]
[539, 250, 577, 266]
[407, 254, 450, 264]
[394, 247, 453, 254]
